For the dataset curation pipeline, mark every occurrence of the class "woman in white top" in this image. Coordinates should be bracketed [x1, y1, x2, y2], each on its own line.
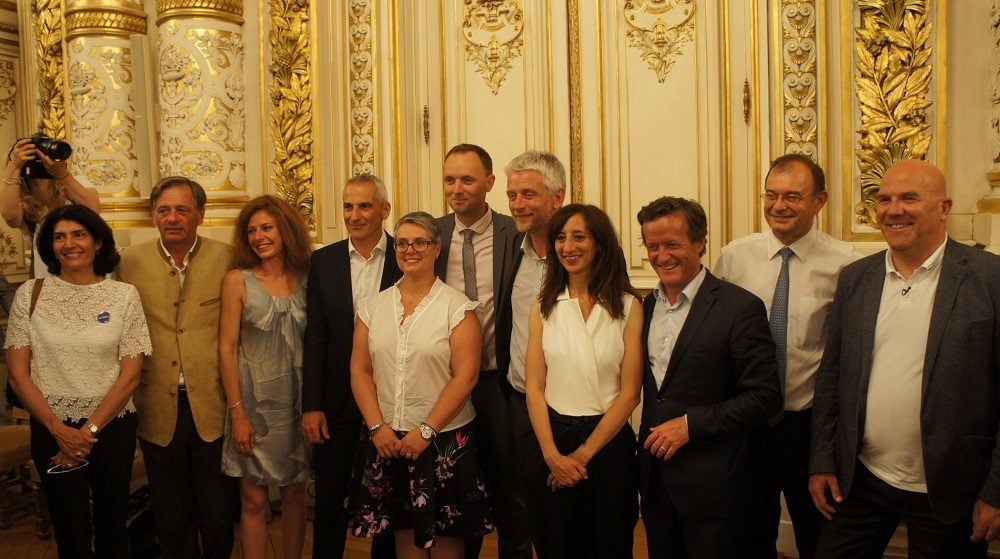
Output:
[5, 204, 152, 558]
[351, 211, 493, 558]
[524, 204, 644, 558]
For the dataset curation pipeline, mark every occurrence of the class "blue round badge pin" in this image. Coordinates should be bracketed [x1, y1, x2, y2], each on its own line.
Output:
[97, 311, 110, 324]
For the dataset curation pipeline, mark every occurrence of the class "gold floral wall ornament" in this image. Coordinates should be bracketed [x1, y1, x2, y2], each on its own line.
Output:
[268, 0, 315, 231]
[462, 0, 524, 95]
[624, 0, 695, 84]
[780, 0, 818, 159]
[349, 0, 375, 175]
[853, 0, 933, 226]
[0, 60, 15, 126]
[35, 0, 67, 138]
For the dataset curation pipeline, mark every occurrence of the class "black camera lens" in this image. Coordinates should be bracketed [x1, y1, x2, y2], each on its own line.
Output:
[30, 133, 72, 161]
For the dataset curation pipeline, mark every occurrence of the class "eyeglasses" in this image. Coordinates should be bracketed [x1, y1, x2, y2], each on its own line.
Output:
[394, 239, 436, 253]
[761, 192, 816, 205]
[46, 459, 89, 475]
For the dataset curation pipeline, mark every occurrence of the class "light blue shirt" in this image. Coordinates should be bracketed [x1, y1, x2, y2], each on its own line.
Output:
[647, 266, 707, 389]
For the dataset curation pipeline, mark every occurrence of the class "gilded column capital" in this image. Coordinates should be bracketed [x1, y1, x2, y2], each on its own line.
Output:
[156, 0, 243, 26]
[65, 1, 147, 40]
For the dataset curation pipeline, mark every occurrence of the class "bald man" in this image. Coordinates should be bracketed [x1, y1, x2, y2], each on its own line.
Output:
[809, 160, 1000, 558]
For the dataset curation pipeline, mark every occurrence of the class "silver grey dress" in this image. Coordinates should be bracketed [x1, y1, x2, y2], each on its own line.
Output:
[222, 270, 310, 485]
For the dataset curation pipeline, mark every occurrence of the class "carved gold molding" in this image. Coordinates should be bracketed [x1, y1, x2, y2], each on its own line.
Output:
[462, 0, 524, 95]
[0, 22, 16, 34]
[35, 0, 66, 139]
[853, 0, 933, 226]
[156, 0, 243, 26]
[65, 2, 148, 40]
[268, 0, 315, 231]
[624, 0, 695, 83]
[567, 0, 582, 202]
[349, 0, 375, 175]
[779, 0, 818, 159]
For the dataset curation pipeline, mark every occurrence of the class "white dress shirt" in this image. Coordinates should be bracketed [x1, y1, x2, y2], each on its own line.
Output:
[445, 210, 497, 371]
[349, 231, 387, 312]
[647, 267, 707, 390]
[508, 235, 547, 393]
[860, 238, 946, 493]
[715, 228, 860, 410]
[358, 278, 479, 432]
[541, 291, 636, 416]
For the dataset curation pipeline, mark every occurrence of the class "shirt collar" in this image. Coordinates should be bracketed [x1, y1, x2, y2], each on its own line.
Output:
[766, 227, 816, 261]
[653, 265, 707, 306]
[349, 231, 387, 259]
[519, 234, 546, 261]
[159, 237, 199, 270]
[884, 237, 948, 279]
[455, 207, 493, 236]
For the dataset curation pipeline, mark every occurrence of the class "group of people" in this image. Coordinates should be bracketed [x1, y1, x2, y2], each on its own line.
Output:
[1, 135, 999, 559]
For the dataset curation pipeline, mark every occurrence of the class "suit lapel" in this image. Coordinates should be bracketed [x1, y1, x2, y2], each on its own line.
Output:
[857, 255, 885, 401]
[922, 240, 965, 392]
[435, 215, 455, 281]
[380, 232, 400, 290]
[659, 271, 719, 395]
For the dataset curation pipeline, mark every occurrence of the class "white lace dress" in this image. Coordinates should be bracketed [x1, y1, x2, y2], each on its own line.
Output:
[4, 276, 152, 420]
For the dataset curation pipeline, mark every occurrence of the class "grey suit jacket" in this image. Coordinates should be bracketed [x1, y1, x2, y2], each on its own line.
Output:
[810, 239, 1000, 522]
[435, 210, 519, 367]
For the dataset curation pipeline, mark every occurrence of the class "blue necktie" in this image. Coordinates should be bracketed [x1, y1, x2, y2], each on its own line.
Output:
[769, 247, 793, 420]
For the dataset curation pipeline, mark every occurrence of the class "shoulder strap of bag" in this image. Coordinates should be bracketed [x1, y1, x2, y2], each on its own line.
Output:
[29, 278, 43, 317]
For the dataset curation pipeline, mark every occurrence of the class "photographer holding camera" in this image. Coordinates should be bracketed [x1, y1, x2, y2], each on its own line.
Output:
[1, 135, 100, 277]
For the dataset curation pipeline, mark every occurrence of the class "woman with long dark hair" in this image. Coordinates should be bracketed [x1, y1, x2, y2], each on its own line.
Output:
[524, 204, 643, 558]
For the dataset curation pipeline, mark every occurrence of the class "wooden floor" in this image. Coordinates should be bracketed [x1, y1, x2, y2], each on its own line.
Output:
[0, 506, 651, 558]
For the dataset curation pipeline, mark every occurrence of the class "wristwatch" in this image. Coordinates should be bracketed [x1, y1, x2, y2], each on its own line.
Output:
[86, 422, 99, 436]
[418, 422, 437, 441]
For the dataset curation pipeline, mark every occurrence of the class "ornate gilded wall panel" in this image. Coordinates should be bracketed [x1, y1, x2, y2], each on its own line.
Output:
[462, 0, 524, 94]
[623, 0, 695, 83]
[852, 0, 934, 226]
[268, 0, 314, 231]
[0, 58, 14, 125]
[34, 0, 66, 138]
[156, 16, 246, 192]
[776, 0, 818, 159]
[349, 0, 375, 175]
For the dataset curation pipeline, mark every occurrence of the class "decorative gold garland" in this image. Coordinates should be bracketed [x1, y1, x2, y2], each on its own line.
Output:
[854, 0, 933, 225]
[780, 0, 818, 158]
[348, 0, 375, 175]
[35, 0, 66, 139]
[268, 0, 315, 231]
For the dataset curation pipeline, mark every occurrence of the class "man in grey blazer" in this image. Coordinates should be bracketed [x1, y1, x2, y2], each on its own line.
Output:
[809, 160, 1000, 557]
[435, 144, 530, 558]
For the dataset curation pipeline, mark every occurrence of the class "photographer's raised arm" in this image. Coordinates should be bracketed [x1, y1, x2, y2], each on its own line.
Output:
[1, 139, 34, 229]
[36, 151, 100, 214]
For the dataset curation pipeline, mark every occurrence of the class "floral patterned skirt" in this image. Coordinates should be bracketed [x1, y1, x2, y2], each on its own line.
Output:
[350, 424, 494, 548]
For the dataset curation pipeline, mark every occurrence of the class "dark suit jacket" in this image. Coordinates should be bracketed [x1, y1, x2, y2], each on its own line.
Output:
[434, 210, 520, 369]
[494, 234, 526, 384]
[810, 239, 1000, 523]
[639, 270, 781, 518]
[302, 234, 401, 420]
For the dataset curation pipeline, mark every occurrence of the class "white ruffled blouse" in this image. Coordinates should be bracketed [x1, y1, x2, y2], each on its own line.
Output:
[4, 276, 153, 421]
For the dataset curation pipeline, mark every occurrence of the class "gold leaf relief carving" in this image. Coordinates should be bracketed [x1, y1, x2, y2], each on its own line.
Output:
[35, 0, 67, 138]
[462, 0, 524, 95]
[349, 0, 375, 175]
[0, 60, 16, 126]
[781, 1, 818, 159]
[854, 0, 933, 226]
[159, 44, 203, 129]
[624, 0, 695, 83]
[268, 0, 314, 231]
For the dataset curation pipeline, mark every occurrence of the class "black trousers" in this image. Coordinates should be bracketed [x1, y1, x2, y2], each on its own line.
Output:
[525, 409, 638, 559]
[816, 463, 987, 559]
[139, 390, 234, 559]
[30, 412, 138, 559]
[507, 389, 550, 555]
[642, 461, 744, 559]
[743, 408, 823, 559]
[465, 370, 532, 559]
[312, 413, 395, 559]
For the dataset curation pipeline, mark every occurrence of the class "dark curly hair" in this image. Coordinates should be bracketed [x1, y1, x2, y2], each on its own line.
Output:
[36, 204, 120, 276]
